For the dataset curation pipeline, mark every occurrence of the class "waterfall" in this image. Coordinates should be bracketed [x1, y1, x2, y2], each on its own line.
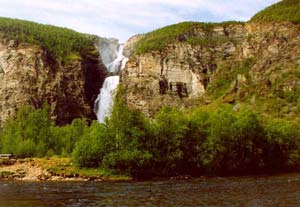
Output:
[94, 76, 120, 123]
[106, 45, 126, 74]
[95, 42, 128, 123]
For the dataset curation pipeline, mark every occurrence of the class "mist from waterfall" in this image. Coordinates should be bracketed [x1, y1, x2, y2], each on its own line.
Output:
[94, 41, 128, 123]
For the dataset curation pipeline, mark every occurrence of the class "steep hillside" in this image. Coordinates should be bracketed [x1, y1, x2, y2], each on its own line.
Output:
[122, 2, 300, 120]
[0, 18, 106, 125]
[251, 0, 300, 23]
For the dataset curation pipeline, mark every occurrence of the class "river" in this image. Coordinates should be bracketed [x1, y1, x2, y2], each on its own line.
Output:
[1, 174, 300, 206]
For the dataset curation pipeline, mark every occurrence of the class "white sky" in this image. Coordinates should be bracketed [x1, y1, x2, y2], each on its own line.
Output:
[0, 0, 280, 42]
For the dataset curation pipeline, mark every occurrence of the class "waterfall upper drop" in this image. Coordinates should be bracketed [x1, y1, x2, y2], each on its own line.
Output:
[106, 45, 127, 74]
[95, 40, 128, 123]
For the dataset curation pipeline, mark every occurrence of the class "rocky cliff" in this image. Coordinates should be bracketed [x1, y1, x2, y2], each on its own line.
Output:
[122, 21, 300, 118]
[0, 38, 106, 125]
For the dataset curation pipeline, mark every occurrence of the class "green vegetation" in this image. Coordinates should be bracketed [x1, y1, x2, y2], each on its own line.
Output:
[1, 87, 300, 178]
[134, 0, 300, 55]
[70, 95, 300, 176]
[0, 105, 87, 158]
[251, 0, 300, 23]
[206, 58, 254, 99]
[134, 21, 242, 55]
[0, 17, 96, 64]
[34, 158, 131, 181]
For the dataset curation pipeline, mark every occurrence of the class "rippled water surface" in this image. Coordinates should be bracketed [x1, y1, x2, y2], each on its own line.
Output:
[1, 174, 300, 206]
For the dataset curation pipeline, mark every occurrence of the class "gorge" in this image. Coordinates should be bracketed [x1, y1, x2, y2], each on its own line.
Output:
[3, 0, 300, 206]
[1, 0, 300, 179]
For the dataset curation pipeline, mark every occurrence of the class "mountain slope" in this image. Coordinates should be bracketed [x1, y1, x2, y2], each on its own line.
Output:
[251, 0, 300, 23]
[0, 18, 106, 125]
[122, 1, 300, 120]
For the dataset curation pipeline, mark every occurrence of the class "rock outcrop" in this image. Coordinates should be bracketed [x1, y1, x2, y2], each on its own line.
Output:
[0, 39, 106, 125]
[123, 22, 300, 117]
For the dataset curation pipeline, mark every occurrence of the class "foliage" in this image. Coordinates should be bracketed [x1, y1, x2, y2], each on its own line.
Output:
[73, 86, 152, 176]
[251, 0, 300, 23]
[71, 96, 300, 177]
[0, 105, 88, 158]
[72, 122, 110, 168]
[186, 36, 234, 47]
[147, 107, 188, 176]
[264, 119, 300, 170]
[2, 97, 300, 177]
[206, 58, 254, 99]
[0, 17, 95, 64]
[134, 21, 242, 55]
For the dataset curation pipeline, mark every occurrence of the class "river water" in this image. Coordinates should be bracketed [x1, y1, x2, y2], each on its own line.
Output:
[1, 174, 300, 207]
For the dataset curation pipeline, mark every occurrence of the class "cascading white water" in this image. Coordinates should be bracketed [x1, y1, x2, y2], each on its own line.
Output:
[94, 76, 120, 123]
[106, 45, 127, 74]
[95, 43, 128, 123]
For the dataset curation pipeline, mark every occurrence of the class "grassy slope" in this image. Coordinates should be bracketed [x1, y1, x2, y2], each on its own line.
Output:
[251, 0, 300, 23]
[0, 17, 97, 64]
[134, 21, 243, 55]
[134, 1, 300, 56]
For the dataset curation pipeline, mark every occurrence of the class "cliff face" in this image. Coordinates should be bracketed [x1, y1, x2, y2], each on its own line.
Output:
[0, 39, 106, 125]
[123, 22, 300, 118]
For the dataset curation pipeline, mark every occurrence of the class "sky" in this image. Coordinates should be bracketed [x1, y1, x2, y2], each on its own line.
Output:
[0, 0, 280, 42]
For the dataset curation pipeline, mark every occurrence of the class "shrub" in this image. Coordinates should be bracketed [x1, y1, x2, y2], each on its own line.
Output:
[102, 150, 152, 176]
[72, 123, 110, 168]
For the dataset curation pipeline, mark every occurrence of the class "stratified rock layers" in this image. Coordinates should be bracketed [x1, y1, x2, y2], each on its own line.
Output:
[123, 22, 300, 116]
[0, 39, 105, 125]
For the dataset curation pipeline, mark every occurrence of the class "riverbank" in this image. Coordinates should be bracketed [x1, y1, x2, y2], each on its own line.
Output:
[0, 157, 132, 182]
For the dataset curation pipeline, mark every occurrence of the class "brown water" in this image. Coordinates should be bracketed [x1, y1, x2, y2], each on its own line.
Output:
[1, 174, 300, 207]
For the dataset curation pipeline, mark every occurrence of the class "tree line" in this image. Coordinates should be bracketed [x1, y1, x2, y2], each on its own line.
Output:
[1, 88, 300, 178]
[0, 17, 95, 64]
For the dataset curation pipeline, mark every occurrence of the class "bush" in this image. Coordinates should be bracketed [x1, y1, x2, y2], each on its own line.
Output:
[264, 119, 300, 170]
[179, 108, 211, 175]
[2, 98, 300, 178]
[0, 105, 88, 158]
[72, 123, 110, 168]
[146, 107, 188, 176]
[102, 150, 152, 176]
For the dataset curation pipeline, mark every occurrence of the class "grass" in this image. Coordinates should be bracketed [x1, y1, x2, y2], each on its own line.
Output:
[0, 17, 96, 64]
[134, 1, 300, 56]
[251, 0, 300, 23]
[134, 21, 243, 55]
[186, 36, 234, 47]
[32, 157, 132, 181]
[206, 58, 254, 99]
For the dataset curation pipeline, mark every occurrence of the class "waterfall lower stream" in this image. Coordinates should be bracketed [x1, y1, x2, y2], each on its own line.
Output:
[94, 43, 128, 123]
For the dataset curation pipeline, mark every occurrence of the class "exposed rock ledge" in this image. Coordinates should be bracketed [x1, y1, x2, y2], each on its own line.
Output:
[123, 22, 300, 116]
[0, 39, 106, 125]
